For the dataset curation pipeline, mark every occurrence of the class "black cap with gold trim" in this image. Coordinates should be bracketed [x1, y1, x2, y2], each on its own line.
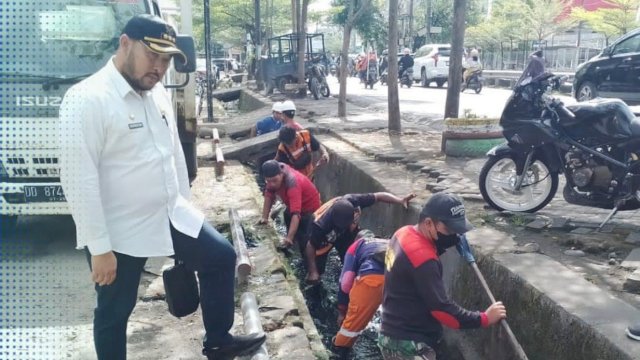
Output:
[122, 14, 186, 63]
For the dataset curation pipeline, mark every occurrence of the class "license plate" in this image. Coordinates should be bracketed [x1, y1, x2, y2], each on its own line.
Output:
[24, 185, 66, 202]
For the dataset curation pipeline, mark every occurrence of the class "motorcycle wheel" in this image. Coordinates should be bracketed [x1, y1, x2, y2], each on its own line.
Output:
[310, 77, 320, 100]
[474, 83, 482, 94]
[406, 80, 412, 88]
[479, 153, 558, 213]
[321, 79, 330, 97]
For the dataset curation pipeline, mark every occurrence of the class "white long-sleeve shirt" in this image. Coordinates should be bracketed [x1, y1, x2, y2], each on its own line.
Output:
[59, 58, 204, 257]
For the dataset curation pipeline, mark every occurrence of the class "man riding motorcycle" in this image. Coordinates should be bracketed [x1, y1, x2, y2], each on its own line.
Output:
[463, 48, 482, 85]
[398, 48, 414, 78]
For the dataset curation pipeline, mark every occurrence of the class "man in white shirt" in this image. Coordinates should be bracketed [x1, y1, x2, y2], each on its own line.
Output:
[59, 14, 265, 360]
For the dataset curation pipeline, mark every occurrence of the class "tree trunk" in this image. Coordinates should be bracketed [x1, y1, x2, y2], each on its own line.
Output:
[337, 0, 370, 117]
[444, 0, 467, 119]
[408, 0, 414, 50]
[388, 0, 401, 132]
[291, 0, 297, 32]
[425, 0, 431, 44]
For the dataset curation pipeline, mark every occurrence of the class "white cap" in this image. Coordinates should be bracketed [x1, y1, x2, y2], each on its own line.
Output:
[280, 100, 296, 112]
[271, 102, 283, 112]
[403, 48, 411, 54]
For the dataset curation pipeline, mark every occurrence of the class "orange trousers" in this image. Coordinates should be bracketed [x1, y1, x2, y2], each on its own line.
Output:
[334, 274, 385, 348]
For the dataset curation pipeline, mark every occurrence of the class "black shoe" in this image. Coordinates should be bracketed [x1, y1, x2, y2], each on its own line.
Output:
[202, 333, 266, 360]
[627, 323, 640, 341]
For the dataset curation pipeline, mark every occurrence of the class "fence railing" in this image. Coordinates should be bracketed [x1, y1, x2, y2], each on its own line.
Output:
[481, 47, 601, 72]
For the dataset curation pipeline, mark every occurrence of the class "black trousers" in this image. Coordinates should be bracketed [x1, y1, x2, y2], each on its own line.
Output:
[86, 221, 236, 360]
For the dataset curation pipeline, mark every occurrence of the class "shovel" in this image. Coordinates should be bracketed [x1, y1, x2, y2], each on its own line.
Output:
[456, 235, 529, 360]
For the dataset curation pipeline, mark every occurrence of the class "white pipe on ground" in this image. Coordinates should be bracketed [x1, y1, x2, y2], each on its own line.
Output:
[240, 292, 269, 360]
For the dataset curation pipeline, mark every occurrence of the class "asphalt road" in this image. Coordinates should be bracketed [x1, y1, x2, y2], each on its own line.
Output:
[328, 74, 577, 127]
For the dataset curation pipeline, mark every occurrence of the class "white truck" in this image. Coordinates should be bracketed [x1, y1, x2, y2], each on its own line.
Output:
[1, 0, 197, 229]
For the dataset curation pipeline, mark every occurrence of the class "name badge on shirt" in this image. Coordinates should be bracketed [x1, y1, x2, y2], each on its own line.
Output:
[128, 122, 144, 130]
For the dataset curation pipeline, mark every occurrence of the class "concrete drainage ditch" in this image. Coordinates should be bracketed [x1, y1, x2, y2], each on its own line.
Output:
[218, 127, 640, 360]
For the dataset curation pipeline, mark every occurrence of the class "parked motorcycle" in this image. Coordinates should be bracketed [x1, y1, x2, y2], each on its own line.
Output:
[400, 66, 413, 88]
[461, 69, 483, 93]
[479, 72, 640, 229]
[307, 62, 330, 100]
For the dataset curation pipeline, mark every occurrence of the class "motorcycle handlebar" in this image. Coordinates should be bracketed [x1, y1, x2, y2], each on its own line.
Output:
[555, 100, 575, 119]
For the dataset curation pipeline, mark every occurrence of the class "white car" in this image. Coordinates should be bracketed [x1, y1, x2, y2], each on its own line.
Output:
[412, 44, 451, 87]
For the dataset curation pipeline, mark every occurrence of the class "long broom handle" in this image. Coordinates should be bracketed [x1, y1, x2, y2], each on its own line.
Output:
[457, 235, 529, 360]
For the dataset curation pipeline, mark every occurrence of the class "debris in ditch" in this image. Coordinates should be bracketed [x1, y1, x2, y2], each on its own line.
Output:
[514, 242, 540, 254]
[623, 269, 640, 293]
[141, 293, 166, 302]
[564, 249, 586, 257]
[626, 232, 640, 245]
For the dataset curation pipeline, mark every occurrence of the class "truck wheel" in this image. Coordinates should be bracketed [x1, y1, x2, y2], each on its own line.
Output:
[436, 80, 446, 88]
[277, 77, 289, 93]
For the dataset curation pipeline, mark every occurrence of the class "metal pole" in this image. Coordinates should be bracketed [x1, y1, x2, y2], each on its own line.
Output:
[203, 0, 214, 123]
[255, 0, 263, 90]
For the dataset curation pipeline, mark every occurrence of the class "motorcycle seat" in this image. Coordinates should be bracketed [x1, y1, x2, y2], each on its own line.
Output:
[562, 98, 640, 138]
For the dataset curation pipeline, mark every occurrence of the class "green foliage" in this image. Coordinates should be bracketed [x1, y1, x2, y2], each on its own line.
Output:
[411, 0, 485, 44]
[192, 0, 294, 51]
[571, 0, 640, 42]
[466, 0, 570, 50]
[329, 0, 387, 48]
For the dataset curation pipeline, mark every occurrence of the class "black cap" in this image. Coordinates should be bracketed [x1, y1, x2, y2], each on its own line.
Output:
[122, 14, 186, 63]
[262, 160, 283, 178]
[419, 193, 474, 234]
[331, 199, 355, 230]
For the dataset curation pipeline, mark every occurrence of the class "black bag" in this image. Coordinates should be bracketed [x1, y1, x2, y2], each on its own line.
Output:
[162, 260, 200, 318]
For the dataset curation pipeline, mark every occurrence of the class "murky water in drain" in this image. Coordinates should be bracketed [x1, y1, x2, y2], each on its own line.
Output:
[274, 221, 383, 360]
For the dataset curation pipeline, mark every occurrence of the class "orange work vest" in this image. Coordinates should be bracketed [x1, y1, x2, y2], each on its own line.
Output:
[278, 130, 315, 178]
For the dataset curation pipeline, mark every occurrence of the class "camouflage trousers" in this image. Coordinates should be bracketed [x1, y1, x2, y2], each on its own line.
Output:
[378, 334, 437, 360]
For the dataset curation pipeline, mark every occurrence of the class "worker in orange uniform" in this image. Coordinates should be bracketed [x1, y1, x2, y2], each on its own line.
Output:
[274, 126, 329, 179]
[332, 230, 388, 359]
